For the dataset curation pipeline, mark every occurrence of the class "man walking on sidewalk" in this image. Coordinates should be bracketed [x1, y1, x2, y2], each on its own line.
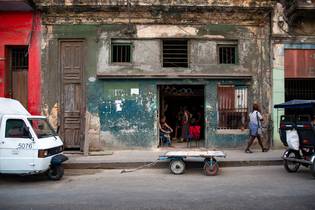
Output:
[245, 103, 268, 153]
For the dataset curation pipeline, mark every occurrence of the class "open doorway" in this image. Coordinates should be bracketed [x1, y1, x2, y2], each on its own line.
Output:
[158, 85, 205, 148]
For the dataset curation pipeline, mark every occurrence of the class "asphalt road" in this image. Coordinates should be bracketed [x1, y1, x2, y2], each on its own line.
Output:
[0, 166, 315, 210]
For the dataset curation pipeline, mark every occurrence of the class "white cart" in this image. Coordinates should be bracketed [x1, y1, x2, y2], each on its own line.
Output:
[159, 150, 226, 176]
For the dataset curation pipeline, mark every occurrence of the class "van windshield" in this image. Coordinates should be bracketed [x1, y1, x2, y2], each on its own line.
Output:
[28, 118, 56, 139]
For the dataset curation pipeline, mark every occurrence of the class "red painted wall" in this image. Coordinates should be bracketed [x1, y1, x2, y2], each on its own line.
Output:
[0, 12, 41, 115]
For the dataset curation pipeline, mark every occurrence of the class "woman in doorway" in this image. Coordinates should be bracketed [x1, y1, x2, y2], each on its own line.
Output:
[245, 103, 268, 153]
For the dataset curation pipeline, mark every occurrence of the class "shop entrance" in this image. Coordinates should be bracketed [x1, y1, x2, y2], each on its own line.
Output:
[158, 85, 205, 148]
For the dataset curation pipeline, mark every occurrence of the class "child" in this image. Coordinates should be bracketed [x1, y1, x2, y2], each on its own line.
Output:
[188, 118, 201, 146]
[159, 116, 173, 147]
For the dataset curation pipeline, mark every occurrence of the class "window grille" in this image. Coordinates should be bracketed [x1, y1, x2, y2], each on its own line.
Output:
[163, 40, 188, 68]
[218, 45, 237, 64]
[217, 85, 248, 129]
[11, 47, 28, 71]
[111, 42, 131, 63]
[285, 79, 315, 101]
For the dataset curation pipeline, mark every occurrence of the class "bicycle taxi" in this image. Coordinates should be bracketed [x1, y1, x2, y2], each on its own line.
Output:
[274, 100, 315, 178]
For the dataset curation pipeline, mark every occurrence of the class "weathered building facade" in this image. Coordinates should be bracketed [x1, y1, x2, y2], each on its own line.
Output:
[34, 0, 275, 152]
[272, 0, 315, 147]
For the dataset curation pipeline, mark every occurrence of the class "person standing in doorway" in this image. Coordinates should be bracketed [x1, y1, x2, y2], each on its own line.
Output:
[181, 107, 191, 142]
[245, 103, 268, 153]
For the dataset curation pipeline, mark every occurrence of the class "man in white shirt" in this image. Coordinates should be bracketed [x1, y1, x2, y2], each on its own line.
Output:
[245, 103, 268, 153]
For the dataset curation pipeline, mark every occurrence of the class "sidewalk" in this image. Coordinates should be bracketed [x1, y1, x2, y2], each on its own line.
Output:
[63, 148, 284, 169]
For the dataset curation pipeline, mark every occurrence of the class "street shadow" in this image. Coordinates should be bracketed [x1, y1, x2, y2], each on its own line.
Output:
[0, 173, 52, 183]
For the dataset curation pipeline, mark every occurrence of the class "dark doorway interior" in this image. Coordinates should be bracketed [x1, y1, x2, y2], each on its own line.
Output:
[159, 85, 205, 147]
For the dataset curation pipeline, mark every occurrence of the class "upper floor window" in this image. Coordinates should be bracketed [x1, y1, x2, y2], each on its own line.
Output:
[163, 40, 188, 68]
[218, 45, 238, 64]
[111, 41, 132, 63]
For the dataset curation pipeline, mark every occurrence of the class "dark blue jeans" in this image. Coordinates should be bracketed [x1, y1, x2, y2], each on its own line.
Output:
[160, 132, 171, 146]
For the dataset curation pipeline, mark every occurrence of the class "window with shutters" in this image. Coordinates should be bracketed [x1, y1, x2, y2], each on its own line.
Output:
[217, 85, 248, 129]
[163, 40, 188, 68]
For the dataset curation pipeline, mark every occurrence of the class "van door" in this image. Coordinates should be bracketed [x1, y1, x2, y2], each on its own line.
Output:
[0, 118, 35, 173]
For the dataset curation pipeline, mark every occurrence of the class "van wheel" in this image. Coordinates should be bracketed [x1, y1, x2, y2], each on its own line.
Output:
[47, 165, 64, 180]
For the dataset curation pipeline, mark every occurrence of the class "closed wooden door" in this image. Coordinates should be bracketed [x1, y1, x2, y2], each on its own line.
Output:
[60, 41, 85, 149]
[8, 47, 28, 108]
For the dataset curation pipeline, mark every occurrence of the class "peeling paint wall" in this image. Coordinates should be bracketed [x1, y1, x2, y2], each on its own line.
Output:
[39, 2, 274, 150]
[271, 2, 315, 148]
[96, 24, 269, 78]
[95, 81, 157, 148]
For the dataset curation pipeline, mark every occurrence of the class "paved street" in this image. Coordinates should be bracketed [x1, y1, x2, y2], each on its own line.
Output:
[0, 166, 315, 210]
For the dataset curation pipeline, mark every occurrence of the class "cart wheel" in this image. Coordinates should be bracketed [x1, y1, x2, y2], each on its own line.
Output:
[203, 161, 219, 176]
[283, 150, 300, 173]
[311, 159, 315, 178]
[169, 159, 185, 175]
[47, 165, 64, 180]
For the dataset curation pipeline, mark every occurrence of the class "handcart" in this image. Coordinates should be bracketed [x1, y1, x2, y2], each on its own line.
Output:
[274, 100, 315, 178]
[159, 150, 226, 176]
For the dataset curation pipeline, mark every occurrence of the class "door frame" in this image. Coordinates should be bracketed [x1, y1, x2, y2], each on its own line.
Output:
[5, 45, 29, 107]
[157, 83, 207, 148]
[58, 39, 86, 151]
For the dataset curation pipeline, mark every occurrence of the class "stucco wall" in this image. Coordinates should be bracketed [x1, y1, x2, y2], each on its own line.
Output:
[40, 0, 273, 150]
[0, 12, 42, 115]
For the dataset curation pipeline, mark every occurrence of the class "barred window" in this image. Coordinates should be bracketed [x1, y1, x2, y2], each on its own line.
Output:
[217, 85, 248, 129]
[111, 42, 131, 63]
[11, 47, 28, 70]
[163, 40, 188, 68]
[218, 45, 238, 64]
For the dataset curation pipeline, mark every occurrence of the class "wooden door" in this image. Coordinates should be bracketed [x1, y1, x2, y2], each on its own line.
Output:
[8, 47, 28, 108]
[60, 41, 85, 149]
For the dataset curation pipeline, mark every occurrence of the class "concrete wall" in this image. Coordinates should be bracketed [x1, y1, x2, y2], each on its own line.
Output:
[271, 2, 315, 148]
[40, 3, 273, 150]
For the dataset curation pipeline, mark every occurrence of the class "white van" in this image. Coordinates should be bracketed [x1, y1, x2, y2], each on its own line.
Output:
[0, 98, 67, 180]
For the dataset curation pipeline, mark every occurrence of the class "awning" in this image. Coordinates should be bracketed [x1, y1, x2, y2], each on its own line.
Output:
[274, 100, 315, 109]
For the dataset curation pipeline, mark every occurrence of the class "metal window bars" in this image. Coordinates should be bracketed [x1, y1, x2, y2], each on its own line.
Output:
[217, 85, 248, 129]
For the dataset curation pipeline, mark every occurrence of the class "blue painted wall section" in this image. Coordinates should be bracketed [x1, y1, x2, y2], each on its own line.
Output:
[284, 44, 315, 49]
[87, 79, 250, 149]
[87, 80, 157, 148]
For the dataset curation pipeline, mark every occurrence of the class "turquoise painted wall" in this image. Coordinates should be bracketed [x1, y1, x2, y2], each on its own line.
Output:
[87, 80, 157, 148]
[88, 79, 250, 148]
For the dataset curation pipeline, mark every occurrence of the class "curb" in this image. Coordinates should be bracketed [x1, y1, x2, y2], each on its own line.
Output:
[64, 159, 283, 170]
